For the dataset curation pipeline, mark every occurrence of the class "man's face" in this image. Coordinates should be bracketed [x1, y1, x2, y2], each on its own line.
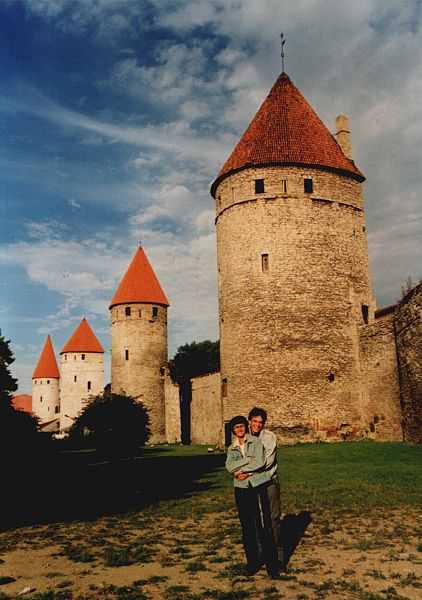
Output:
[250, 415, 264, 435]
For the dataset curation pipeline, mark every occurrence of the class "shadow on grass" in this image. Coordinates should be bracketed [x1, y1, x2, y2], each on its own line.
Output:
[280, 510, 312, 568]
[2, 445, 226, 531]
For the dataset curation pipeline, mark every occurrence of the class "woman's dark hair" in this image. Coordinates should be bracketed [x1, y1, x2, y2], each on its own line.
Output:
[228, 415, 249, 433]
[248, 406, 267, 423]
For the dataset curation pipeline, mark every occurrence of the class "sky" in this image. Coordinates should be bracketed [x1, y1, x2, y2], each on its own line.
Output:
[0, 0, 421, 394]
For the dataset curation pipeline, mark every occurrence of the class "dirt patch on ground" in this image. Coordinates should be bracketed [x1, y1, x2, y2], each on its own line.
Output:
[0, 507, 421, 599]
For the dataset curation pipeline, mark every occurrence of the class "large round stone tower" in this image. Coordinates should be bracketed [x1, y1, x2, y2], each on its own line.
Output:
[211, 72, 375, 443]
[59, 318, 104, 431]
[110, 246, 169, 443]
[32, 335, 60, 424]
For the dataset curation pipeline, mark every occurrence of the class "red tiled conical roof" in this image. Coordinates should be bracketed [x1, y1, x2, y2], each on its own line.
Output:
[32, 335, 60, 379]
[61, 318, 104, 354]
[211, 72, 364, 197]
[12, 394, 32, 413]
[110, 247, 169, 309]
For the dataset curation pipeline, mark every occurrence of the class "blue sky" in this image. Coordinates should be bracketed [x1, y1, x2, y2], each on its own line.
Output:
[1, 0, 421, 393]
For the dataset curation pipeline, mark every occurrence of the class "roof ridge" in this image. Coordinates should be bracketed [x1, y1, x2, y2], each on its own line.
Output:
[60, 318, 104, 354]
[110, 246, 169, 309]
[211, 71, 364, 197]
[32, 335, 60, 379]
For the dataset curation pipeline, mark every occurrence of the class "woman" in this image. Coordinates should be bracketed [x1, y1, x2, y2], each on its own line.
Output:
[225, 415, 280, 578]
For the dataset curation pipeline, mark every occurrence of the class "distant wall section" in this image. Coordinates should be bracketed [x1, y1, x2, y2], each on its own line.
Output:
[191, 372, 222, 445]
[164, 374, 181, 444]
[359, 308, 402, 440]
[395, 283, 422, 443]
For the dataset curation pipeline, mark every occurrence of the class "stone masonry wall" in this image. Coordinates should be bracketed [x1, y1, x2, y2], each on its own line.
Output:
[190, 372, 222, 445]
[215, 166, 375, 444]
[164, 373, 181, 443]
[110, 303, 167, 443]
[395, 283, 422, 443]
[60, 352, 104, 431]
[359, 311, 402, 441]
[32, 377, 60, 424]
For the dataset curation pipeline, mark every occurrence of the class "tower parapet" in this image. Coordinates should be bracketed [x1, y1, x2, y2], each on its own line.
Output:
[59, 318, 104, 431]
[110, 246, 169, 443]
[32, 335, 60, 424]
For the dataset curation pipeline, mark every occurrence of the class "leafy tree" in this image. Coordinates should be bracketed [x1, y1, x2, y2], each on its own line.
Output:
[169, 340, 220, 384]
[0, 334, 18, 414]
[169, 340, 220, 444]
[68, 390, 150, 456]
[0, 335, 39, 455]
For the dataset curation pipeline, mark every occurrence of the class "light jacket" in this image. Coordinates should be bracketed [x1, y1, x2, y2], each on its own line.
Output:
[225, 434, 272, 488]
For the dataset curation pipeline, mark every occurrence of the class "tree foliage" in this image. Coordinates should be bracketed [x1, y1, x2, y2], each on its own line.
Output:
[0, 334, 18, 413]
[169, 340, 220, 384]
[0, 335, 39, 454]
[68, 390, 150, 455]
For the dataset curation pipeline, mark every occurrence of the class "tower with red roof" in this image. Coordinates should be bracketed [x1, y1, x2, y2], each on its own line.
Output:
[59, 318, 104, 430]
[110, 245, 169, 443]
[32, 335, 60, 425]
[211, 71, 384, 442]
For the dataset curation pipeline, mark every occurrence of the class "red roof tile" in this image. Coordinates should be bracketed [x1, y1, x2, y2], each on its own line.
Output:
[110, 246, 169, 308]
[211, 72, 364, 197]
[32, 335, 60, 379]
[12, 394, 32, 413]
[61, 318, 104, 354]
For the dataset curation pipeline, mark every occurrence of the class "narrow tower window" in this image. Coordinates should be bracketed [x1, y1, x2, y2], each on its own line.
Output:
[40, 396, 43, 402]
[261, 253, 269, 272]
[304, 178, 313, 193]
[222, 378, 228, 397]
[47, 380, 50, 384]
[281, 179, 288, 193]
[74, 375, 77, 383]
[255, 179, 265, 194]
[81, 354, 85, 360]
[87, 381, 91, 391]
[55, 406, 59, 414]
[125, 306, 131, 317]
[152, 306, 158, 318]
[361, 305, 369, 325]
[125, 349, 129, 361]
[138, 309, 142, 318]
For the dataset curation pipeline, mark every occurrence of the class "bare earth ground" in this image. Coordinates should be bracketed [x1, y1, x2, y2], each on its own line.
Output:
[0, 506, 421, 600]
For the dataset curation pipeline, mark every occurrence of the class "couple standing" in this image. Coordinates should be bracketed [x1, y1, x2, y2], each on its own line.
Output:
[225, 407, 283, 579]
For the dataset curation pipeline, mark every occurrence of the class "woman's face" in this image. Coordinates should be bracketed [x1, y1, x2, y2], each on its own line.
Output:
[233, 423, 246, 439]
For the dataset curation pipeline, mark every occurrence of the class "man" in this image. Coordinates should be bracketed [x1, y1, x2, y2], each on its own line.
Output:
[248, 406, 283, 569]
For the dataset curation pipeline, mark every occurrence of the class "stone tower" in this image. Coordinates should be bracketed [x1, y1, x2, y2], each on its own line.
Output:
[59, 318, 104, 431]
[32, 335, 60, 424]
[110, 246, 169, 443]
[210, 72, 376, 443]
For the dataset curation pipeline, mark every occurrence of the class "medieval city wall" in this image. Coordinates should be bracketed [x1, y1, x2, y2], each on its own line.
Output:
[395, 283, 422, 443]
[164, 374, 181, 443]
[358, 309, 403, 441]
[110, 302, 167, 443]
[215, 166, 375, 444]
[190, 372, 222, 445]
[60, 352, 104, 430]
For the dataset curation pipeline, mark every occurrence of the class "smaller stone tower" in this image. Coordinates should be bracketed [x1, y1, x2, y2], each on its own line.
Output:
[32, 335, 60, 424]
[110, 246, 169, 443]
[59, 318, 104, 431]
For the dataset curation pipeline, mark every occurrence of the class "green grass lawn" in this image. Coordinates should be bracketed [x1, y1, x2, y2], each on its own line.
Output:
[144, 441, 422, 517]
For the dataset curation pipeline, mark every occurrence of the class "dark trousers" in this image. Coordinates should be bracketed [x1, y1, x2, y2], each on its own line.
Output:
[235, 483, 279, 573]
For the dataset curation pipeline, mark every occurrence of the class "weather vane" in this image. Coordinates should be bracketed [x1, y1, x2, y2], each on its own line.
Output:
[138, 239, 142, 248]
[280, 32, 286, 72]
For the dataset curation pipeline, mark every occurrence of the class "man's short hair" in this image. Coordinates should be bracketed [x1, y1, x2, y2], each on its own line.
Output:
[248, 406, 267, 423]
[228, 415, 249, 433]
